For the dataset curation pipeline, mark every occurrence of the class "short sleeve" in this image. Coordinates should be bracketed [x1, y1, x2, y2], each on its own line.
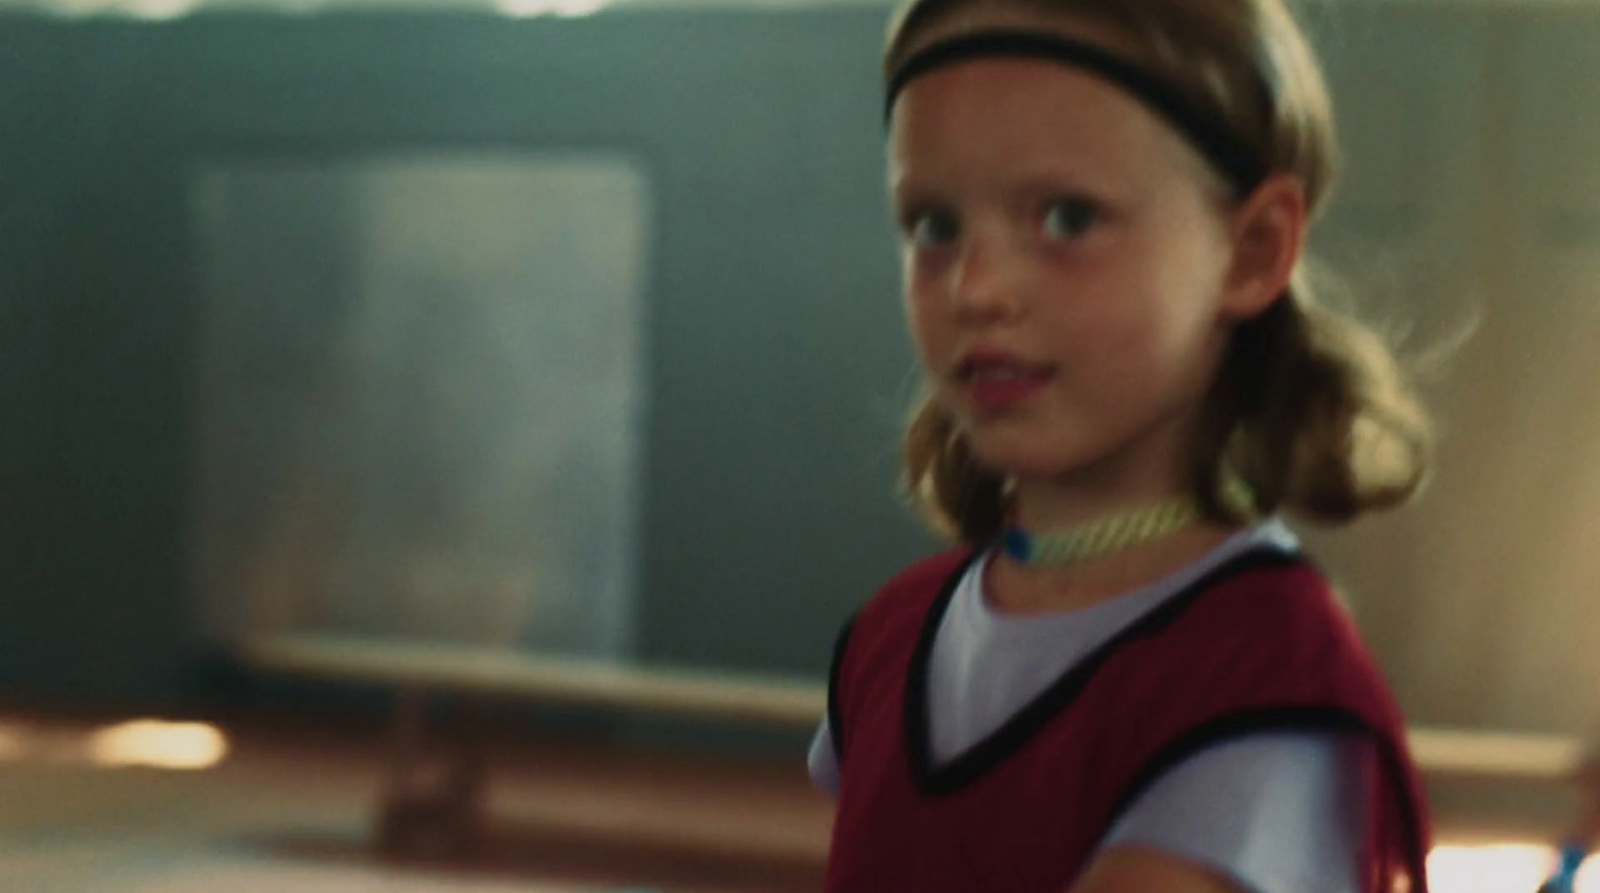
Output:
[808, 717, 841, 797]
[1100, 731, 1374, 893]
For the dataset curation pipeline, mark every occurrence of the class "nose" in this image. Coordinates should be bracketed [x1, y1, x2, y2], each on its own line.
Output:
[947, 231, 1022, 323]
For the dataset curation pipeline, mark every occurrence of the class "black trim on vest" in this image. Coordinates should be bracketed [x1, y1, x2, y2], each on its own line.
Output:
[1102, 705, 1430, 892]
[827, 613, 859, 765]
[905, 546, 1308, 796]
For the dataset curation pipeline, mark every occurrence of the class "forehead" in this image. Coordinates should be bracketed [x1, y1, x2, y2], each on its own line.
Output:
[887, 57, 1212, 197]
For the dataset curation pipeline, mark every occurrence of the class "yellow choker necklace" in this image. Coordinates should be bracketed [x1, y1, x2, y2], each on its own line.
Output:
[1001, 479, 1254, 568]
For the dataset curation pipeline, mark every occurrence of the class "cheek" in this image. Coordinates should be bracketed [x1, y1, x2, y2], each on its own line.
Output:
[1111, 232, 1229, 352]
[1065, 273, 1218, 395]
[1055, 265, 1168, 356]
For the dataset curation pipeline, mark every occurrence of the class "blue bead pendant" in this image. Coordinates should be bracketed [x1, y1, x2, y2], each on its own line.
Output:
[1002, 528, 1033, 562]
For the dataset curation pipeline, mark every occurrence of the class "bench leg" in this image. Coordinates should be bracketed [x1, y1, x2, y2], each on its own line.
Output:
[375, 688, 490, 860]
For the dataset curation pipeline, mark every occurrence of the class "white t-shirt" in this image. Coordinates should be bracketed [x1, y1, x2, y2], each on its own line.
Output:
[809, 521, 1373, 893]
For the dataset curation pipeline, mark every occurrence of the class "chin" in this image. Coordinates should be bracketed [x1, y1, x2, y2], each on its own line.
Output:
[965, 435, 1085, 482]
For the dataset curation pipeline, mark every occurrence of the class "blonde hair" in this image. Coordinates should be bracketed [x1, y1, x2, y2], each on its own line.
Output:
[890, 0, 1433, 544]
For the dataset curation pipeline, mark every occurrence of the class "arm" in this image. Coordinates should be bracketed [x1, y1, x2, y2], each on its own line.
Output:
[1067, 846, 1251, 893]
[1063, 732, 1374, 893]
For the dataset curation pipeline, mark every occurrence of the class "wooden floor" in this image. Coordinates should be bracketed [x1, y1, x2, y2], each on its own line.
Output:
[1, 705, 1587, 892]
[0, 707, 834, 893]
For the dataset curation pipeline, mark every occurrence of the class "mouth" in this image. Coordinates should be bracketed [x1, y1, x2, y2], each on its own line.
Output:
[954, 350, 1056, 411]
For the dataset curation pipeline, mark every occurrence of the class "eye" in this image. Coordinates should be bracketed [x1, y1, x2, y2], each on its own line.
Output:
[904, 207, 960, 250]
[1042, 198, 1100, 241]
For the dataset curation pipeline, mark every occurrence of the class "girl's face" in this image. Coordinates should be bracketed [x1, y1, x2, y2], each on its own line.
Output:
[889, 22, 1250, 496]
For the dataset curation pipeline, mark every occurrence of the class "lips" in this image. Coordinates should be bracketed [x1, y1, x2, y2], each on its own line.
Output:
[956, 348, 1055, 411]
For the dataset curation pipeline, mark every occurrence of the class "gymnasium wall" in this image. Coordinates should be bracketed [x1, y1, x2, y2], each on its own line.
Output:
[0, 8, 930, 709]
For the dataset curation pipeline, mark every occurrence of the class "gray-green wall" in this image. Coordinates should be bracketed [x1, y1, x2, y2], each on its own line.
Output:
[0, 9, 936, 707]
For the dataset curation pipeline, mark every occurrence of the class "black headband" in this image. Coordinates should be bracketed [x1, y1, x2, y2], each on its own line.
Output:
[884, 29, 1266, 193]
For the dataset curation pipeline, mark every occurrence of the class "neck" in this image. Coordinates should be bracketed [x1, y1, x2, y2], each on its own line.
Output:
[1009, 457, 1190, 531]
[985, 520, 1240, 615]
[988, 415, 1238, 612]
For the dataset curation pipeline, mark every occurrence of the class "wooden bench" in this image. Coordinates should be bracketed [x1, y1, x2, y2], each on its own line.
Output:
[235, 632, 827, 857]
[236, 632, 1592, 855]
[1406, 726, 1585, 782]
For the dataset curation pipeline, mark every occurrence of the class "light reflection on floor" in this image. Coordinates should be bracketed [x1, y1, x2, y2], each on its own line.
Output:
[0, 717, 229, 771]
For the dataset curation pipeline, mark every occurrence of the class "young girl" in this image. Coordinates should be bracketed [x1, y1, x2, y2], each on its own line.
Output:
[809, 1, 1435, 892]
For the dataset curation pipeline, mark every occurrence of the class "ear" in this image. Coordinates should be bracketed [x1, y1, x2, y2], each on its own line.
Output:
[1219, 173, 1307, 320]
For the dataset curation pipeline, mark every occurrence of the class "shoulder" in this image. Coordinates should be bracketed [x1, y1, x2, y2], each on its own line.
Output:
[1107, 549, 1406, 740]
[850, 546, 976, 636]
[1160, 551, 1368, 670]
[879, 546, 977, 602]
[1084, 554, 1419, 867]
[830, 546, 974, 689]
